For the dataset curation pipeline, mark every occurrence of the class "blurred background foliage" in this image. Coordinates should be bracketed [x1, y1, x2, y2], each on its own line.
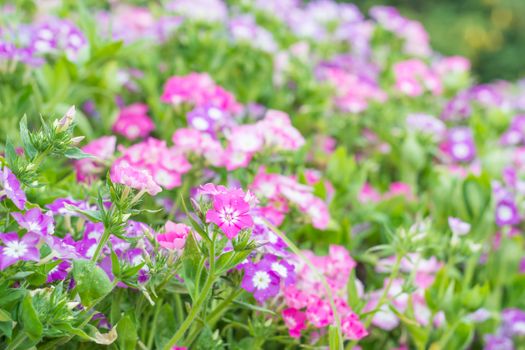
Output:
[356, 0, 525, 82]
[4, 0, 525, 82]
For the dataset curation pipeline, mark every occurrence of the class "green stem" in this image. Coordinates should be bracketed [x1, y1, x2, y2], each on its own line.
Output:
[91, 227, 111, 262]
[162, 234, 216, 350]
[147, 298, 163, 349]
[184, 288, 243, 346]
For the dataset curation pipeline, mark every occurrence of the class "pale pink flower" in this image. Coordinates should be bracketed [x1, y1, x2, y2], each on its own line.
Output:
[110, 160, 161, 195]
[157, 221, 190, 250]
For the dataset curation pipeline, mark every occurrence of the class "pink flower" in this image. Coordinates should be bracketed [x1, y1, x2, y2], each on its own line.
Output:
[112, 138, 191, 190]
[110, 160, 161, 195]
[341, 313, 368, 340]
[282, 308, 306, 338]
[206, 193, 254, 239]
[161, 73, 241, 113]
[358, 183, 381, 203]
[112, 103, 155, 140]
[306, 296, 333, 328]
[157, 221, 190, 250]
[258, 110, 305, 151]
[74, 136, 116, 182]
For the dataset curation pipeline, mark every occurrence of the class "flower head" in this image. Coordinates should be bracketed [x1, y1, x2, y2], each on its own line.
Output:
[157, 221, 190, 250]
[282, 308, 306, 338]
[241, 260, 280, 303]
[206, 192, 254, 239]
[110, 160, 162, 195]
[112, 103, 155, 140]
[12, 208, 55, 235]
[0, 232, 41, 270]
[1, 166, 26, 210]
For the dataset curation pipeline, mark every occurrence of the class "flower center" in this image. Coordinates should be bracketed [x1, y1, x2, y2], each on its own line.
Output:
[5, 241, 28, 258]
[497, 205, 513, 221]
[27, 221, 41, 232]
[252, 271, 271, 290]
[219, 206, 239, 226]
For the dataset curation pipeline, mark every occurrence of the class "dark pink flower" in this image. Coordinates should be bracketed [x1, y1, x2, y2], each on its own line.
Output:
[206, 193, 253, 239]
[282, 308, 306, 338]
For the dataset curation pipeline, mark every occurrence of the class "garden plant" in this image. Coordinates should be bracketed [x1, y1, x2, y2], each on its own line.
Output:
[0, 1, 525, 349]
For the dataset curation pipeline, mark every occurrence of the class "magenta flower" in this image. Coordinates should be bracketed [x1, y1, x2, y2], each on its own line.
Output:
[495, 199, 520, 227]
[341, 312, 368, 340]
[12, 208, 55, 235]
[0, 232, 41, 270]
[74, 136, 116, 182]
[282, 308, 306, 338]
[206, 193, 253, 239]
[112, 103, 155, 140]
[241, 261, 280, 303]
[157, 221, 190, 250]
[1, 166, 26, 210]
[47, 260, 71, 283]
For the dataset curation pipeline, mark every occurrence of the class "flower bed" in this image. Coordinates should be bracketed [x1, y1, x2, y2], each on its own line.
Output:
[1, 1, 524, 349]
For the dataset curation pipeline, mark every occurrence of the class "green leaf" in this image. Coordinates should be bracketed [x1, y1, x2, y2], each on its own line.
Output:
[116, 315, 138, 350]
[19, 115, 37, 159]
[72, 260, 114, 308]
[20, 294, 43, 341]
[215, 249, 252, 275]
[64, 147, 94, 160]
[0, 308, 12, 322]
[64, 204, 103, 222]
[181, 233, 204, 300]
[328, 325, 342, 350]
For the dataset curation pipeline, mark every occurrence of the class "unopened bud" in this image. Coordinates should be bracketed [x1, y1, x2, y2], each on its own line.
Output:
[55, 106, 76, 132]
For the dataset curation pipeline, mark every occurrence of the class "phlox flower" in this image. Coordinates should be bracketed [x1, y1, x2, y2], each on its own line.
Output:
[74, 136, 116, 182]
[1, 166, 26, 210]
[341, 312, 368, 340]
[495, 199, 520, 227]
[206, 192, 254, 239]
[448, 217, 471, 236]
[12, 208, 55, 235]
[282, 308, 306, 338]
[47, 260, 71, 283]
[0, 232, 41, 270]
[112, 103, 155, 140]
[110, 160, 162, 195]
[241, 260, 280, 303]
[157, 221, 190, 250]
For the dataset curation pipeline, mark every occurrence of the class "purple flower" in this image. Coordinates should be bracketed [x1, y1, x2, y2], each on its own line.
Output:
[502, 308, 525, 337]
[495, 199, 520, 227]
[47, 260, 71, 283]
[241, 260, 280, 303]
[265, 255, 296, 286]
[0, 232, 41, 270]
[1, 167, 26, 210]
[448, 217, 471, 236]
[12, 208, 55, 235]
[483, 334, 514, 350]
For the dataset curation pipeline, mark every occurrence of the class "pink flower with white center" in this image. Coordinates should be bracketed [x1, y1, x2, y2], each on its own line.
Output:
[110, 160, 161, 195]
[258, 110, 305, 151]
[0, 232, 41, 270]
[157, 221, 190, 250]
[222, 146, 253, 171]
[282, 308, 306, 338]
[112, 103, 155, 140]
[227, 125, 264, 153]
[206, 193, 253, 239]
